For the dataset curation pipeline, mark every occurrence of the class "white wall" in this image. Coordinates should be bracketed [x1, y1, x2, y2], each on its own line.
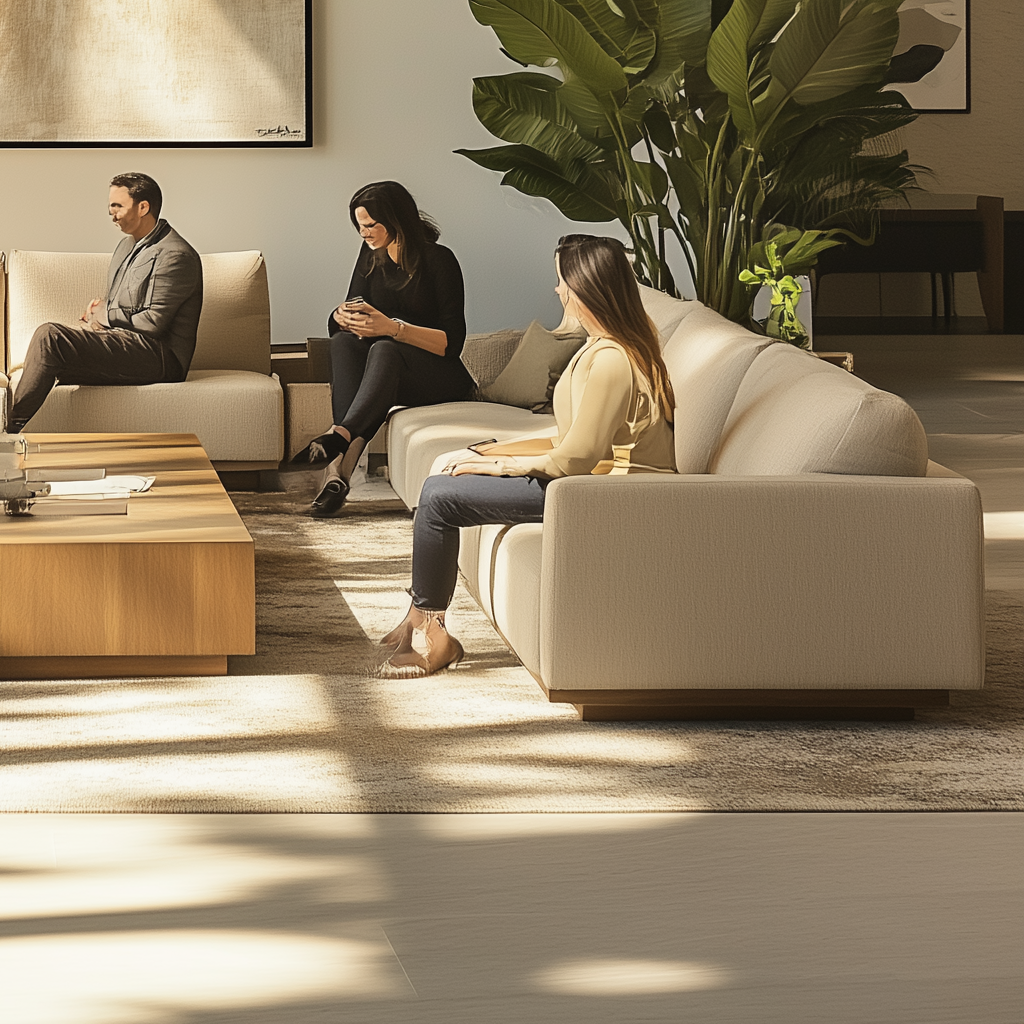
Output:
[0, 0, 594, 343]
[2, 0, 1016, 332]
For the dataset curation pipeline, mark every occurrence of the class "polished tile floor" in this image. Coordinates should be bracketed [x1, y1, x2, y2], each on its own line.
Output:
[1, 332, 1021, 1024]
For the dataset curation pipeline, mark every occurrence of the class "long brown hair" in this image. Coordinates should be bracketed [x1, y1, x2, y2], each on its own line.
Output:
[349, 180, 440, 281]
[555, 234, 675, 419]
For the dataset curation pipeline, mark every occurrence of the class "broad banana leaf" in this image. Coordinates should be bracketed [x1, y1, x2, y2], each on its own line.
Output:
[555, 0, 657, 73]
[764, 0, 902, 111]
[766, 83, 916, 150]
[707, 0, 798, 132]
[471, 73, 604, 162]
[455, 143, 619, 220]
[468, 0, 628, 100]
[642, 0, 713, 88]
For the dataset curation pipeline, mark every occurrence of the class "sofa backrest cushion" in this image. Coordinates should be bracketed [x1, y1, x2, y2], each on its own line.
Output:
[460, 329, 524, 388]
[638, 285, 701, 343]
[663, 304, 773, 473]
[190, 251, 271, 374]
[5, 249, 270, 375]
[6, 251, 107, 372]
[710, 342, 929, 476]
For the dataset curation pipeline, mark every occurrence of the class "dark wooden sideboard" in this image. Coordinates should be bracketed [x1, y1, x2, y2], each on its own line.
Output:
[815, 194, 1005, 332]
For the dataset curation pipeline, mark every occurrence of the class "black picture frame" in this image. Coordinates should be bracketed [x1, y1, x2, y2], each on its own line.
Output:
[887, 0, 971, 114]
[0, 0, 313, 148]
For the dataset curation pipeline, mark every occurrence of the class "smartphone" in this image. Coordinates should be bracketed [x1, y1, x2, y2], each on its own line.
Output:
[344, 296, 365, 309]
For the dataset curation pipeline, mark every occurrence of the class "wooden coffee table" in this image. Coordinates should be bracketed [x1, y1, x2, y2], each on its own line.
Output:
[0, 433, 255, 680]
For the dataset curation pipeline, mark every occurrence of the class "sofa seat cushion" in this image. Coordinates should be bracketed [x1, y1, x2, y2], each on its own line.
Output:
[387, 401, 555, 508]
[20, 369, 284, 463]
[710, 343, 928, 476]
[458, 522, 543, 678]
[663, 305, 773, 473]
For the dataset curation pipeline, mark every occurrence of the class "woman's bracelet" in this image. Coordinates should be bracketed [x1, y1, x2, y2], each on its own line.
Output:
[391, 318, 406, 340]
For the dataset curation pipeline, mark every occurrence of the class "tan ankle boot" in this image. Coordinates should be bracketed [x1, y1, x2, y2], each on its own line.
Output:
[379, 611, 464, 678]
[380, 600, 414, 648]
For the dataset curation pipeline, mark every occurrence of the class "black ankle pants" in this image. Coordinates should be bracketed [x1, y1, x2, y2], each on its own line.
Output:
[411, 473, 549, 610]
[329, 333, 474, 441]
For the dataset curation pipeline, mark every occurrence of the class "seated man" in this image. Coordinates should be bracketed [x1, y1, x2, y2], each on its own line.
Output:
[8, 172, 203, 433]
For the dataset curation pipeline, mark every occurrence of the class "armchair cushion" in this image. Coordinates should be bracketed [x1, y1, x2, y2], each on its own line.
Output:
[460, 329, 525, 389]
[17, 369, 283, 462]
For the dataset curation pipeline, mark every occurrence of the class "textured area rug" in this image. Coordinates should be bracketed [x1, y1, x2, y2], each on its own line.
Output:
[1, 481, 1021, 812]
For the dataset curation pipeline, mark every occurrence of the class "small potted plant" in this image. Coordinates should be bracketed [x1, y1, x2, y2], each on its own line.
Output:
[740, 241, 811, 349]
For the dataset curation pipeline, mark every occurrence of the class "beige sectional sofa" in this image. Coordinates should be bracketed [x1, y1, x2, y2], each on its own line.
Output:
[387, 288, 985, 721]
[1, 250, 283, 470]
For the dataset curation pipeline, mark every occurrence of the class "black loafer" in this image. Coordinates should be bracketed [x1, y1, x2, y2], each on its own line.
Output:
[310, 477, 350, 518]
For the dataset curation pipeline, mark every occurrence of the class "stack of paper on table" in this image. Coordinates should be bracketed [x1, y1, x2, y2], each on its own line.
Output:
[21, 475, 155, 516]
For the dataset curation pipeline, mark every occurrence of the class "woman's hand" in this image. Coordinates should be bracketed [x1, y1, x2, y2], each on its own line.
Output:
[333, 301, 396, 339]
[446, 456, 509, 477]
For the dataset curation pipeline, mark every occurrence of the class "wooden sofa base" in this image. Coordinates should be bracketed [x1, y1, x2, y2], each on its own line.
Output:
[543, 687, 950, 723]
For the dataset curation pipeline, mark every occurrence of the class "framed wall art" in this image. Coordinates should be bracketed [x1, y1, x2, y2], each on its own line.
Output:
[885, 0, 970, 113]
[0, 0, 312, 147]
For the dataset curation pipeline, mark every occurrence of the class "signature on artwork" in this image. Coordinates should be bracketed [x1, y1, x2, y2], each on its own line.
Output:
[255, 125, 303, 138]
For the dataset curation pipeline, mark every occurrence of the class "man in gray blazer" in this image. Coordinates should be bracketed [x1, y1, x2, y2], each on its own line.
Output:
[8, 172, 203, 433]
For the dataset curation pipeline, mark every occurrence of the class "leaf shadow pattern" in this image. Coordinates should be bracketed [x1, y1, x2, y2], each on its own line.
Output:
[0, 481, 1020, 813]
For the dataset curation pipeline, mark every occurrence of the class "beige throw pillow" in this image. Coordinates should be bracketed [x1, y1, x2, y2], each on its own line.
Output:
[460, 328, 525, 389]
[480, 320, 587, 409]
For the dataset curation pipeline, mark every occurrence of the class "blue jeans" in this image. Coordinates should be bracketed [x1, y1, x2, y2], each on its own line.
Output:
[412, 473, 549, 610]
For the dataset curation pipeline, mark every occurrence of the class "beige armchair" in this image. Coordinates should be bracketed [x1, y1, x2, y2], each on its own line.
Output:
[2, 249, 283, 471]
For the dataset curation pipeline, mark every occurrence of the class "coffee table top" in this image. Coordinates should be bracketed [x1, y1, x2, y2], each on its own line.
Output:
[1, 433, 252, 546]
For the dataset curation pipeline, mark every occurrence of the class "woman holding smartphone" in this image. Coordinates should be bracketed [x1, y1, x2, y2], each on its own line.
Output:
[294, 180, 474, 516]
[379, 234, 677, 678]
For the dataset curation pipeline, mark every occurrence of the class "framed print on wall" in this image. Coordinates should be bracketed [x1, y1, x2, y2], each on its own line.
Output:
[885, 0, 970, 113]
[0, 0, 312, 147]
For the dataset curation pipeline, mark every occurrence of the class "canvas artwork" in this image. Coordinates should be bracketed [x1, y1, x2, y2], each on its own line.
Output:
[885, 0, 970, 112]
[0, 0, 311, 146]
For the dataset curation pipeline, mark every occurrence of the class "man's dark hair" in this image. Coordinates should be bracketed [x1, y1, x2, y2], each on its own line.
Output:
[109, 172, 162, 219]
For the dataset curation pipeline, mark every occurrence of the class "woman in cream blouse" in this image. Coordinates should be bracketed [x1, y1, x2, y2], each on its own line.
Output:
[380, 234, 676, 678]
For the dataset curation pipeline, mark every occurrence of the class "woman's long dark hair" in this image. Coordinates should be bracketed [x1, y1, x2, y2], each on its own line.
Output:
[349, 181, 440, 280]
[555, 234, 675, 419]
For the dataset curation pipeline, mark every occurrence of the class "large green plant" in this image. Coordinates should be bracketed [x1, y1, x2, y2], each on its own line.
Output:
[457, 0, 920, 323]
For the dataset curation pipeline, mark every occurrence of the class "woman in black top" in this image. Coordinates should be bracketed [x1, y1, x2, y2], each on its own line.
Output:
[294, 181, 474, 516]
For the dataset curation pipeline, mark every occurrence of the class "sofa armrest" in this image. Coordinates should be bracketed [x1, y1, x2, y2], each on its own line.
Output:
[539, 473, 985, 692]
